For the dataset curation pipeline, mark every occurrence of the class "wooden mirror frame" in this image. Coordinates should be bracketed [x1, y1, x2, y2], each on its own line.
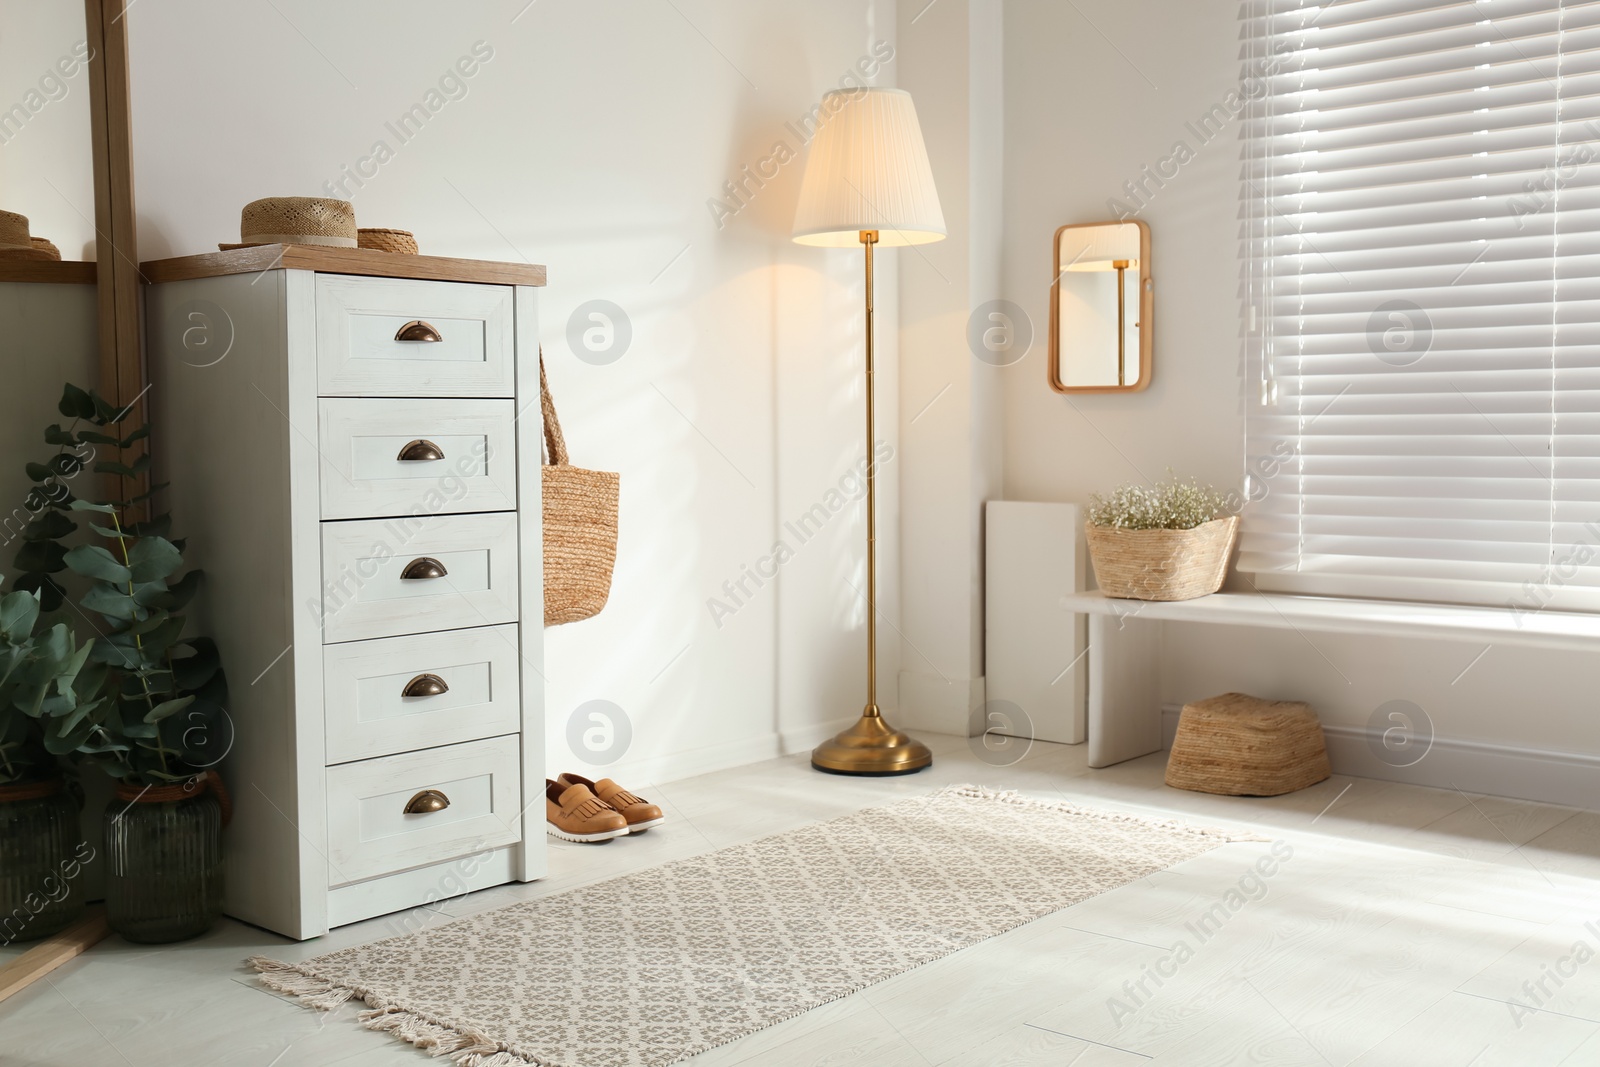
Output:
[1047, 219, 1153, 395]
[84, 0, 144, 483]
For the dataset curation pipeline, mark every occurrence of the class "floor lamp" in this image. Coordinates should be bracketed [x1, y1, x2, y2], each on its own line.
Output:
[792, 87, 946, 776]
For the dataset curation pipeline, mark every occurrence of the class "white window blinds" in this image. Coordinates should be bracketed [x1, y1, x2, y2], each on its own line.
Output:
[1239, 0, 1600, 611]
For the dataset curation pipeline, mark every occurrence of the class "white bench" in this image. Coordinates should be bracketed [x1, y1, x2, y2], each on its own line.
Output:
[1060, 590, 1600, 768]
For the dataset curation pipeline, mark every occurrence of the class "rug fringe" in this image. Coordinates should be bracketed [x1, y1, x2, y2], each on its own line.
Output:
[934, 784, 1270, 842]
[249, 957, 548, 1066]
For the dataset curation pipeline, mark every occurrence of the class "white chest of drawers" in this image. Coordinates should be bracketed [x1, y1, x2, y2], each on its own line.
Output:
[143, 247, 547, 940]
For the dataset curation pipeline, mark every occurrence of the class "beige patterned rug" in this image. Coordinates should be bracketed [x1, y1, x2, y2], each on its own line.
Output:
[251, 785, 1247, 1067]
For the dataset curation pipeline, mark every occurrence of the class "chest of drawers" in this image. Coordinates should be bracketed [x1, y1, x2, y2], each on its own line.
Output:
[143, 248, 547, 940]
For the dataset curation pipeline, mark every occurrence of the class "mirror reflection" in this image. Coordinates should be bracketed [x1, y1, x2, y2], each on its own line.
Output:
[0, 1, 96, 263]
[1050, 220, 1152, 393]
[0, 1, 100, 530]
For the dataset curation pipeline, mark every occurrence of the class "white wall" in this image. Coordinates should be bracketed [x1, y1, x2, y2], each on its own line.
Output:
[127, 0, 907, 784]
[1000, 0, 1600, 791]
[893, 0, 1005, 737]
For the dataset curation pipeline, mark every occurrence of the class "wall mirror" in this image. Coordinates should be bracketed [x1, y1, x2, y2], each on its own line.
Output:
[1048, 220, 1152, 394]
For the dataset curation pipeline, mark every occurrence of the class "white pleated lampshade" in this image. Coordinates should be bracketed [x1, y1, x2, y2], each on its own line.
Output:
[1059, 223, 1141, 271]
[791, 88, 946, 248]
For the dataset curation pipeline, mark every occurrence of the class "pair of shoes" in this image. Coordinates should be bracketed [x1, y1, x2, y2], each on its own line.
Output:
[544, 773, 665, 844]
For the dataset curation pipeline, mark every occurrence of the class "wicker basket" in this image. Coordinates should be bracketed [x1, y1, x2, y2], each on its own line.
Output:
[357, 228, 418, 254]
[540, 354, 619, 625]
[1085, 514, 1239, 601]
[1165, 692, 1331, 796]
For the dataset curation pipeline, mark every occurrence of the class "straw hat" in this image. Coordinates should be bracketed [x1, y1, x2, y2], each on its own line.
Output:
[357, 228, 418, 255]
[0, 210, 56, 261]
[219, 197, 358, 251]
[30, 237, 61, 260]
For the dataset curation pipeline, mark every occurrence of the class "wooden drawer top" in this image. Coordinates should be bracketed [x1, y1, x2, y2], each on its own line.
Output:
[140, 245, 546, 287]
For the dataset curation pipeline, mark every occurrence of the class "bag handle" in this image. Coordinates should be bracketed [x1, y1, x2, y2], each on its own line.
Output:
[539, 349, 570, 468]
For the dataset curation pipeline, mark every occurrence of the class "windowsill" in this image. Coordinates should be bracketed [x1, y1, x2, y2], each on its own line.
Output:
[1059, 590, 1600, 652]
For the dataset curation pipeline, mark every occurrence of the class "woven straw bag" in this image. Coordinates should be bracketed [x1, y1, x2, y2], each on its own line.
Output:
[540, 354, 619, 625]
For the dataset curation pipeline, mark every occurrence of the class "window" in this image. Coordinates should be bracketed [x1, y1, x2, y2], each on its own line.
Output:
[1239, 0, 1600, 613]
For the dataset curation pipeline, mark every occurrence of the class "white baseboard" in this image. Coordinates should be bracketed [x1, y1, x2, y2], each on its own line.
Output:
[1161, 706, 1600, 809]
[898, 670, 986, 736]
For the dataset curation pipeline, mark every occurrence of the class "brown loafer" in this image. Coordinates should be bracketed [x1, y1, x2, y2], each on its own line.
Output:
[545, 779, 628, 843]
[556, 773, 665, 833]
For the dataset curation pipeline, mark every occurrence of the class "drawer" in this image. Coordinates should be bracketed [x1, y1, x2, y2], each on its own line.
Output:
[324, 625, 522, 764]
[315, 275, 515, 398]
[318, 398, 517, 519]
[320, 513, 519, 643]
[325, 736, 521, 887]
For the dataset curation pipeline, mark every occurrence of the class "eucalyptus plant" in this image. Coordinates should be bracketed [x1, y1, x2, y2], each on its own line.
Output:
[0, 589, 96, 787]
[7, 384, 229, 785]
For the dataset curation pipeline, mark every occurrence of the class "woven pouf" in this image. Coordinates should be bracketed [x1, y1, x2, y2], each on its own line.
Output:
[1165, 692, 1331, 796]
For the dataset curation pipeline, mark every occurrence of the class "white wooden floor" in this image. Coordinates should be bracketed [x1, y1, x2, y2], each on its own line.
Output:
[5, 734, 1600, 1066]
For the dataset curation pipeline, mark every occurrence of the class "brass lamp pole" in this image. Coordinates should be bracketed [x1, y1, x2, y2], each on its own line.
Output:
[808, 230, 931, 775]
[791, 87, 945, 776]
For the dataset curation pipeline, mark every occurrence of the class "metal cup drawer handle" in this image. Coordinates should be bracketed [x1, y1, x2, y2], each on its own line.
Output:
[401, 673, 450, 698]
[404, 789, 450, 814]
[395, 320, 443, 343]
[401, 557, 448, 580]
[397, 439, 445, 462]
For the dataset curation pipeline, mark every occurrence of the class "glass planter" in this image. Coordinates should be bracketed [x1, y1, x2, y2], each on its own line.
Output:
[0, 780, 87, 944]
[105, 789, 223, 943]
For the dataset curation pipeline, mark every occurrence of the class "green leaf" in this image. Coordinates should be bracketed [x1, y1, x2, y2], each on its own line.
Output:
[127, 537, 182, 584]
[87, 636, 138, 668]
[20, 510, 76, 541]
[68, 499, 117, 515]
[64, 544, 132, 584]
[58, 383, 95, 420]
[126, 608, 171, 636]
[13, 539, 67, 574]
[13, 573, 65, 614]
[0, 590, 41, 641]
[142, 695, 194, 724]
[152, 568, 202, 610]
[91, 393, 123, 424]
[44, 424, 75, 446]
[92, 461, 139, 479]
[49, 696, 99, 741]
[126, 514, 172, 540]
[172, 637, 223, 691]
[47, 453, 84, 477]
[23, 462, 53, 482]
[135, 614, 185, 658]
[119, 426, 150, 447]
[44, 718, 97, 755]
[75, 430, 120, 446]
[25, 485, 71, 512]
[79, 583, 139, 621]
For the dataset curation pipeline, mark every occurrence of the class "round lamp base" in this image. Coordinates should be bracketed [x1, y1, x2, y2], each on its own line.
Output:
[810, 705, 933, 776]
